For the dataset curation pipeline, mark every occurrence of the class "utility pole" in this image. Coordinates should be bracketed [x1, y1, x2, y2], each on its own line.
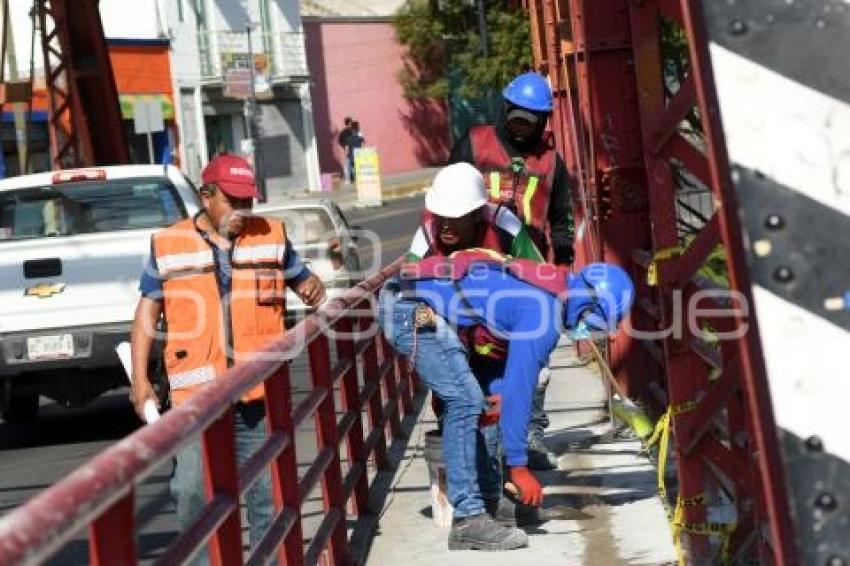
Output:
[246, 22, 267, 202]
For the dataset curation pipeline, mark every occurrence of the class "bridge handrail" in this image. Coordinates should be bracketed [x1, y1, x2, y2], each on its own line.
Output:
[0, 258, 410, 565]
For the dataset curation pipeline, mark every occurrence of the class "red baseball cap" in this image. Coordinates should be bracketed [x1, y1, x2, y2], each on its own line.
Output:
[201, 154, 259, 198]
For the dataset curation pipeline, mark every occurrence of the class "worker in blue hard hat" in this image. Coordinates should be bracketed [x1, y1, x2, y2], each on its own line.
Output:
[449, 71, 572, 266]
[450, 70, 576, 470]
[378, 250, 634, 551]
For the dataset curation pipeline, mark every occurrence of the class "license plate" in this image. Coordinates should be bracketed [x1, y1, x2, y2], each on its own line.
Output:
[27, 334, 74, 360]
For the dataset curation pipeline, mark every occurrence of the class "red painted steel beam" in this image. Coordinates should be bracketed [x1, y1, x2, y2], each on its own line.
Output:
[379, 337, 404, 441]
[89, 490, 136, 565]
[561, 0, 658, 400]
[648, 76, 696, 155]
[335, 316, 371, 515]
[37, 0, 128, 169]
[627, 2, 712, 559]
[308, 336, 350, 565]
[360, 313, 389, 470]
[263, 364, 304, 566]
[680, 2, 796, 562]
[202, 410, 244, 565]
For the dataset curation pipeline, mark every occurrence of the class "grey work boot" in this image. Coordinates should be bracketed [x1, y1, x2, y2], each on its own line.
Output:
[448, 513, 528, 551]
[527, 437, 557, 470]
[485, 497, 517, 527]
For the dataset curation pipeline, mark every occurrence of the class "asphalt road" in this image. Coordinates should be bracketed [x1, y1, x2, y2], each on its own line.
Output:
[0, 194, 424, 563]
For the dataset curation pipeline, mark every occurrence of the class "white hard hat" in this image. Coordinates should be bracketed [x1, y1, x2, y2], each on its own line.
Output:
[425, 163, 487, 218]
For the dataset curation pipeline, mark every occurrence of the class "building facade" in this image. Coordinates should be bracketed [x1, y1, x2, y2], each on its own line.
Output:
[302, 1, 450, 180]
[162, 0, 320, 194]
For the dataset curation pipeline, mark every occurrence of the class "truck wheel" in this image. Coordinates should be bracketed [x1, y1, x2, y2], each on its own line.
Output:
[1, 392, 40, 423]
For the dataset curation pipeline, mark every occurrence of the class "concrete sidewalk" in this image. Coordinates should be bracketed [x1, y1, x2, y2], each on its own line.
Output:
[263, 167, 439, 211]
[363, 342, 677, 565]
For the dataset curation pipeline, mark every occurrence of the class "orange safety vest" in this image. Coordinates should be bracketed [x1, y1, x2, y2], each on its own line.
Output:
[153, 215, 287, 406]
[468, 124, 557, 251]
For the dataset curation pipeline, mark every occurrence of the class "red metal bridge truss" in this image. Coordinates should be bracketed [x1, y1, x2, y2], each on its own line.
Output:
[525, 0, 796, 563]
[36, 0, 128, 168]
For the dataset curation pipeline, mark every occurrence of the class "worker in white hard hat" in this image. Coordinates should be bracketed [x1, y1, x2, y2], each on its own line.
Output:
[404, 162, 552, 528]
[406, 162, 543, 262]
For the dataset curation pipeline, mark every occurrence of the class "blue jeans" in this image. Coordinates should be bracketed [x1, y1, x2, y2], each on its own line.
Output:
[170, 402, 274, 563]
[378, 286, 494, 517]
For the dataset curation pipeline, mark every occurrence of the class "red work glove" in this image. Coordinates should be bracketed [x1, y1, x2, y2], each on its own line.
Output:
[478, 394, 501, 427]
[507, 466, 543, 507]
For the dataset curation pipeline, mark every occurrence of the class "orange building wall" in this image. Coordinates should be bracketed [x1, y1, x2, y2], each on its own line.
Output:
[108, 44, 173, 94]
[3, 43, 172, 114]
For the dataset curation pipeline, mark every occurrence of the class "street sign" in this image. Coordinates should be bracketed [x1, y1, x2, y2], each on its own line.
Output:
[133, 99, 164, 134]
[354, 147, 383, 207]
[222, 52, 272, 100]
[133, 99, 165, 164]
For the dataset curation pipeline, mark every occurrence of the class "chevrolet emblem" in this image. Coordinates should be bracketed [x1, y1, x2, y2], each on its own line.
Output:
[25, 282, 66, 298]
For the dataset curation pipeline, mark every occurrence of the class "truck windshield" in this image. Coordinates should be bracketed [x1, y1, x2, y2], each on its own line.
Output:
[0, 178, 186, 242]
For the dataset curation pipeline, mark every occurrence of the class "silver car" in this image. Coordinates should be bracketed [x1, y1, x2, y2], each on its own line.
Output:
[256, 199, 362, 320]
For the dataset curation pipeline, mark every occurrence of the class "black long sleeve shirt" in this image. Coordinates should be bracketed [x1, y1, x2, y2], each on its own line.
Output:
[448, 125, 575, 265]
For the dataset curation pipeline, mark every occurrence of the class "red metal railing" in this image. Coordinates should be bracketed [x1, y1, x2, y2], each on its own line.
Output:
[0, 259, 415, 565]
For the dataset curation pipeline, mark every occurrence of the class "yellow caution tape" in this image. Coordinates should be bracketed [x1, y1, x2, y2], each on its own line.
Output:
[647, 246, 684, 286]
[647, 402, 736, 565]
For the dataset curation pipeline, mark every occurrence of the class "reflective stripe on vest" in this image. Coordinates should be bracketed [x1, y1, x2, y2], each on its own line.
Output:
[523, 176, 540, 226]
[169, 364, 216, 390]
[153, 216, 287, 407]
[489, 171, 501, 200]
[157, 249, 214, 276]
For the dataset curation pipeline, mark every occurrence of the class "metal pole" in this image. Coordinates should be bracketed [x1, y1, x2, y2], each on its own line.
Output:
[146, 131, 154, 164]
[247, 23, 267, 202]
[477, 0, 489, 57]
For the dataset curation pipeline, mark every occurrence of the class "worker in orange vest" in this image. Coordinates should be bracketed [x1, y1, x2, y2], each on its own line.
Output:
[449, 71, 575, 469]
[129, 153, 326, 559]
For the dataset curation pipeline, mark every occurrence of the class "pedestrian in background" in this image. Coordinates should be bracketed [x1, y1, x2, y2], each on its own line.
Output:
[129, 153, 326, 562]
[344, 120, 365, 184]
[337, 116, 353, 183]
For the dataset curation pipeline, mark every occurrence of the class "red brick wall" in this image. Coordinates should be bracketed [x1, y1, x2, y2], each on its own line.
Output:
[304, 20, 450, 177]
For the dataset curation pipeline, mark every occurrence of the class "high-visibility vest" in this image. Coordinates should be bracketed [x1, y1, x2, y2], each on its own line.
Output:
[152, 216, 287, 406]
[400, 249, 569, 360]
[468, 125, 557, 249]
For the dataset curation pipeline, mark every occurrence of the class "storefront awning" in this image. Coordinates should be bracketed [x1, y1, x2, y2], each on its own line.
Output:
[119, 94, 174, 120]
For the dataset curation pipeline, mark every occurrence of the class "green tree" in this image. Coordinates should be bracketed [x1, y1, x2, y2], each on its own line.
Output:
[393, 0, 532, 100]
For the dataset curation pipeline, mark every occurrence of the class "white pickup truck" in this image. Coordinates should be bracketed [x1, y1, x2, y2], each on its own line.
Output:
[0, 165, 200, 422]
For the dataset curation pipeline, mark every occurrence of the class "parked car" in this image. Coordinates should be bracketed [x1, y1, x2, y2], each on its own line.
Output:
[256, 199, 362, 321]
[0, 165, 199, 422]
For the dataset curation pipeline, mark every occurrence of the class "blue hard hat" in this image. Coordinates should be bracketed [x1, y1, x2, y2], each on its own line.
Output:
[565, 263, 635, 333]
[502, 72, 553, 112]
